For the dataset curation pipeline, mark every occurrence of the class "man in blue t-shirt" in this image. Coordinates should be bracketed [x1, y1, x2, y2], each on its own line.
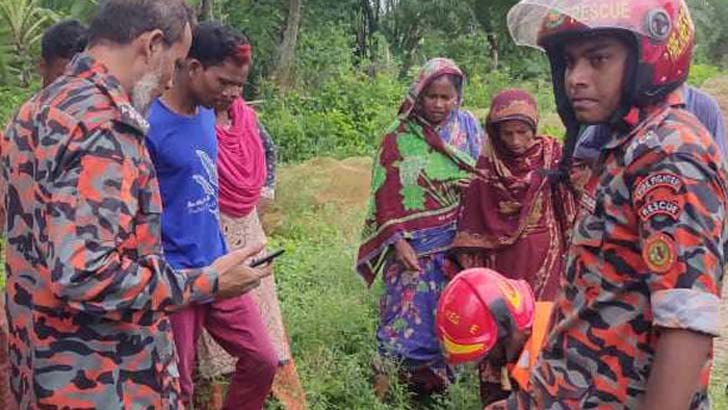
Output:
[574, 85, 727, 162]
[146, 22, 277, 410]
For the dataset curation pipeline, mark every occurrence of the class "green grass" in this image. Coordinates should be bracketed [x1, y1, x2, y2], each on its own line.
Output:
[265, 200, 482, 410]
[712, 360, 728, 410]
[260, 160, 484, 409]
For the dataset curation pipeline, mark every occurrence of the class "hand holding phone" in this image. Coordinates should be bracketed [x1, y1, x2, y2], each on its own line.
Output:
[250, 249, 285, 268]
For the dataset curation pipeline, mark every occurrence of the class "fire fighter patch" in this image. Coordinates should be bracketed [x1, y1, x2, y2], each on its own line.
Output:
[634, 173, 683, 201]
[639, 199, 681, 221]
[642, 233, 677, 273]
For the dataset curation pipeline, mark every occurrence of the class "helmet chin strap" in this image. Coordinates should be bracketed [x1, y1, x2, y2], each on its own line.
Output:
[542, 47, 580, 189]
[606, 33, 639, 131]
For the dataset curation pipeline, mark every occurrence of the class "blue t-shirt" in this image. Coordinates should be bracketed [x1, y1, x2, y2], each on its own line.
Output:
[146, 99, 227, 269]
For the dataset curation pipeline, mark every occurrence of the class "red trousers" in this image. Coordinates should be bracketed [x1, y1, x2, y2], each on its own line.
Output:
[170, 294, 278, 410]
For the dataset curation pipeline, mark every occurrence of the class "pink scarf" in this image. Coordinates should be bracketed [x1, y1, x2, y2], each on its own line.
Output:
[216, 97, 266, 218]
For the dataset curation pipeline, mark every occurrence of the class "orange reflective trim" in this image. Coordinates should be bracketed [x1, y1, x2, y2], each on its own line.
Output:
[510, 302, 554, 391]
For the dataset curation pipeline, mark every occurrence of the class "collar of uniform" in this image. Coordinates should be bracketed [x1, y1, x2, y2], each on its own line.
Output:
[68, 54, 150, 136]
[600, 87, 686, 152]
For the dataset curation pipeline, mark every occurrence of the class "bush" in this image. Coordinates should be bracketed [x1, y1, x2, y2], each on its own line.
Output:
[259, 62, 561, 163]
[258, 70, 404, 163]
[0, 86, 33, 125]
[689, 63, 723, 87]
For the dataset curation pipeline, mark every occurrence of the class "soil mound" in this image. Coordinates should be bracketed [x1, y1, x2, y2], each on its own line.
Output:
[263, 156, 373, 232]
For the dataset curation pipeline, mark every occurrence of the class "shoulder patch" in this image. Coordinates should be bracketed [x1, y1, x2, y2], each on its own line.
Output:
[642, 233, 677, 273]
[639, 199, 681, 221]
[634, 173, 683, 201]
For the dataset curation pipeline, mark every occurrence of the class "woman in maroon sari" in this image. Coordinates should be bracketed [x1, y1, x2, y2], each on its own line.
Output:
[452, 89, 574, 300]
[450, 88, 575, 404]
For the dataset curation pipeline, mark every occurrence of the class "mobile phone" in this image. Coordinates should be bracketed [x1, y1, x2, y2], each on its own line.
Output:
[250, 249, 285, 268]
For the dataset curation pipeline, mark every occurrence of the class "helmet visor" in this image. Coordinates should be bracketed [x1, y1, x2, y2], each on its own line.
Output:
[508, 0, 689, 50]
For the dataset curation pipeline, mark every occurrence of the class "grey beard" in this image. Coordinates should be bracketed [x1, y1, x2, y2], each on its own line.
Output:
[131, 71, 162, 117]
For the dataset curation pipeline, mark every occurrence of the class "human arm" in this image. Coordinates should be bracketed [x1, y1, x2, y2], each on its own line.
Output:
[394, 238, 419, 271]
[630, 148, 724, 407]
[47, 126, 267, 318]
[640, 328, 712, 410]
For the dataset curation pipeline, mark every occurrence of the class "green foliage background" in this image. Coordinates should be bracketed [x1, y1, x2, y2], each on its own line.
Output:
[0, 0, 723, 161]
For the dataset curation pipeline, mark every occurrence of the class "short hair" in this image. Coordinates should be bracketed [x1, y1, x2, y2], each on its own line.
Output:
[189, 21, 250, 68]
[41, 20, 88, 63]
[88, 0, 195, 47]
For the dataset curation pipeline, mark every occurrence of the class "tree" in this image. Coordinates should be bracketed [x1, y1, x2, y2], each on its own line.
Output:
[470, 0, 518, 70]
[39, 0, 96, 20]
[197, 0, 214, 21]
[272, 0, 302, 90]
[688, 0, 728, 66]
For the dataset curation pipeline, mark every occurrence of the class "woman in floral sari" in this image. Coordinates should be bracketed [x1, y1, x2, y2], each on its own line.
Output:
[449, 88, 575, 404]
[357, 58, 483, 400]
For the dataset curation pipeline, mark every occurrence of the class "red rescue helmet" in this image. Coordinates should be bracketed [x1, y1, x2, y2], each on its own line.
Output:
[435, 268, 536, 364]
[508, 0, 694, 107]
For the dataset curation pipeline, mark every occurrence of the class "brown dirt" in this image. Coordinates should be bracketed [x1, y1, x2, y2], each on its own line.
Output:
[262, 156, 372, 233]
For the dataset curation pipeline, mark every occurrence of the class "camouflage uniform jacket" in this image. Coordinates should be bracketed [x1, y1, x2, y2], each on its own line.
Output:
[1, 55, 219, 410]
[508, 90, 728, 409]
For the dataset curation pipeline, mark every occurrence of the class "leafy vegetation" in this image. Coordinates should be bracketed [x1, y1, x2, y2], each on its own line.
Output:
[0, 0, 724, 160]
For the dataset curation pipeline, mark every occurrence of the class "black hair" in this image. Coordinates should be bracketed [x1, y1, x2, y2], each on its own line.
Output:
[41, 20, 87, 63]
[88, 0, 195, 47]
[189, 21, 250, 68]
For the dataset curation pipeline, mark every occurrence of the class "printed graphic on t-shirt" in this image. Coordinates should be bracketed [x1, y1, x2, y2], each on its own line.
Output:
[189, 149, 220, 220]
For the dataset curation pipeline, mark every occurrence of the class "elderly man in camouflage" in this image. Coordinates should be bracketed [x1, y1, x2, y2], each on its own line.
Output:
[0, 1, 270, 409]
[492, 0, 728, 409]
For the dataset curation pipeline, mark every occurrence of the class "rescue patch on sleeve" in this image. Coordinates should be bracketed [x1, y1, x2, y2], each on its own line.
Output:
[634, 173, 683, 201]
[639, 199, 681, 221]
[642, 233, 677, 273]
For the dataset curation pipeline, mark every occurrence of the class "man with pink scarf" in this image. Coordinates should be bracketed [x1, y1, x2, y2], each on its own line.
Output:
[146, 22, 278, 410]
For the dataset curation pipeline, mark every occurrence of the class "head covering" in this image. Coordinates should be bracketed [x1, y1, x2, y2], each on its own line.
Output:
[485, 88, 539, 135]
[398, 57, 482, 159]
[216, 97, 267, 218]
[508, 0, 693, 108]
[451, 89, 574, 299]
[398, 57, 464, 121]
[459, 89, 551, 249]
